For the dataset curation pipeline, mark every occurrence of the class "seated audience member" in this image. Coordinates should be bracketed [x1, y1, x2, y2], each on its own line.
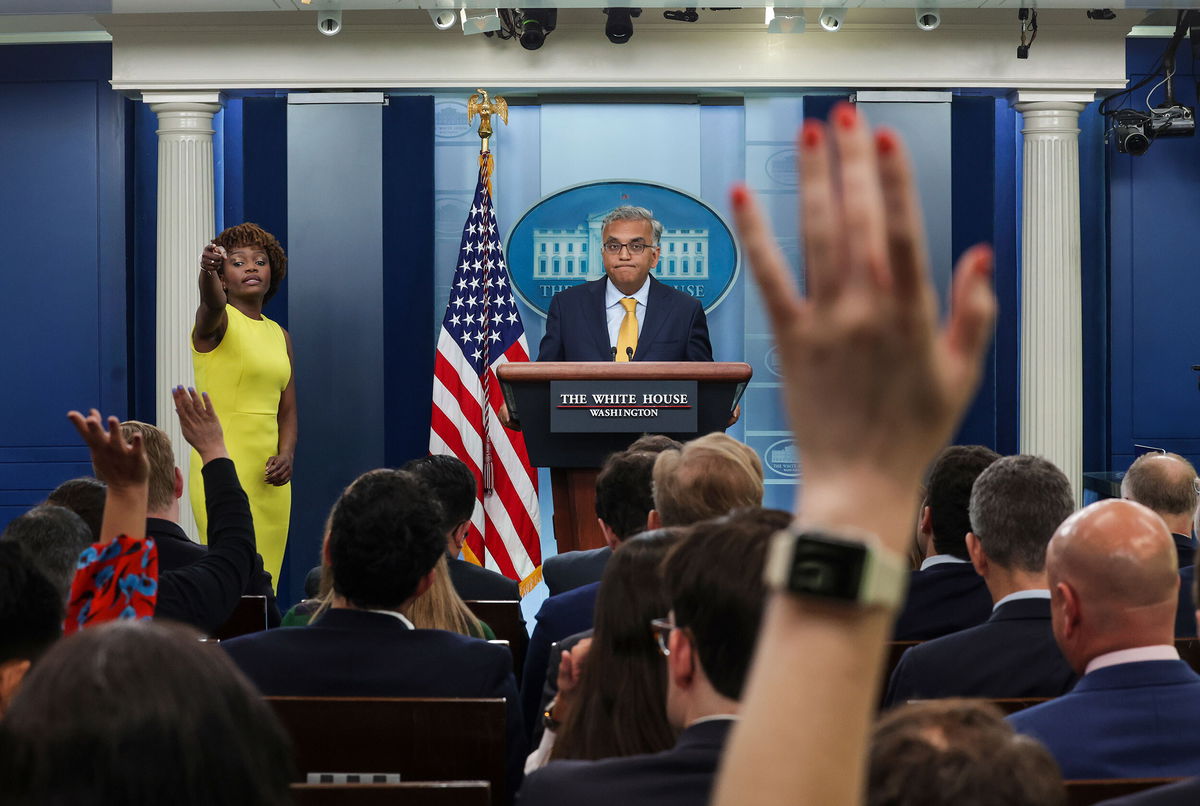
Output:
[220, 467, 525, 801]
[1, 505, 94, 603]
[45, 477, 106, 541]
[105, 421, 280, 626]
[711, 107, 999, 806]
[65, 390, 261, 635]
[869, 699, 1064, 806]
[402, 454, 521, 602]
[0, 543, 63, 716]
[1118, 452, 1200, 638]
[885, 455, 1077, 705]
[893, 444, 999, 640]
[544, 437, 681, 596]
[527, 528, 684, 769]
[519, 507, 780, 806]
[406, 555, 495, 639]
[0, 621, 293, 806]
[520, 432, 762, 739]
[1008, 498, 1200, 779]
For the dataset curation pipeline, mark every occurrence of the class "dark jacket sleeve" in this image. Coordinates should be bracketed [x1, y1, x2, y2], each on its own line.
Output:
[537, 293, 564, 362]
[155, 458, 256, 634]
[882, 645, 917, 709]
[686, 298, 713, 361]
[520, 602, 555, 744]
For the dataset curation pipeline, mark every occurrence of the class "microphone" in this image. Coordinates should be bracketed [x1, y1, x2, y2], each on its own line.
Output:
[611, 346, 618, 361]
[626, 346, 634, 361]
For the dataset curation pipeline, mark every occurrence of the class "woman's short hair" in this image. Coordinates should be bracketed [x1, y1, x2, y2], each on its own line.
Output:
[0, 620, 294, 806]
[213, 222, 288, 302]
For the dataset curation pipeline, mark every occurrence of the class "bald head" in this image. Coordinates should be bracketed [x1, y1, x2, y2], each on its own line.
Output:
[1047, 499, 1180, 669]
[1121, 453, 1198, 532]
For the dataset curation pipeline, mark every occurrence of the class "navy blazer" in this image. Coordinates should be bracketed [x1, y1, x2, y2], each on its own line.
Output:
[518, 718, 734, 806]
[1095, 777, 1200, 805]
[543, 547, 611, 596]
[519, 582, 599, 742]
[1008, 660, 1200, 779]
[448, 556, 521, 602]
[222, 608, 526, 801]
[884, 597, 1076, 707]
[1174, 565, 1196, 638]
[893, 561, 993, 641]
[1173, 533, 1196, 570]
[536, 277, 712, 363]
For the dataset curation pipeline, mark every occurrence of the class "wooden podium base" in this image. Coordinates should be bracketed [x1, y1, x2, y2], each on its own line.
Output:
[550, 468, 606, 554]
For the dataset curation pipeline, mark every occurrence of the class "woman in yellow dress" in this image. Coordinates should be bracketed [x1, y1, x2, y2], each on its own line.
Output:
[192, 223, 296, 588]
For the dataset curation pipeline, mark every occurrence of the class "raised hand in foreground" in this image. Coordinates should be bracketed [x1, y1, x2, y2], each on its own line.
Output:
[67, 409, 149, 544]
[172, 386, 229, 465]
[713, 103, 996, 806]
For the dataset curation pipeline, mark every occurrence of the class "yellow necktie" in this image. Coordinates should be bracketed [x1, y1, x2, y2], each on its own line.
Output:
[616, 297, 638, 362]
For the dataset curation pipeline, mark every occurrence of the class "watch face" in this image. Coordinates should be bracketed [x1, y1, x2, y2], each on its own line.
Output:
[789, 537, 868, 600]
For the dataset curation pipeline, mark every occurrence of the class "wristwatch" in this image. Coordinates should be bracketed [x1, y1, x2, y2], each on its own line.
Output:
[764, 524, 908, 609]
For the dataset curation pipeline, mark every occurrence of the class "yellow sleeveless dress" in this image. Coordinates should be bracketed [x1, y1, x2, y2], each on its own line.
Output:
[190, 304, 292, 588]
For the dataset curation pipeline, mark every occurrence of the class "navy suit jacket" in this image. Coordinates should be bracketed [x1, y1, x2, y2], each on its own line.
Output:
[519, 582, 599, 742]
[1174, 565, 1196, 637]
[222, 608, 526, 801]
[543, 547, 611, 596]
[1008, 660, 1200, 779]
[1095, 778, 1200, 805]
[448, 556, 521, 601]
[884, 597, 1076, 707]
[536, 277, 712, 363]
[893, 561, 993, 641]
[518, 718, 733, 806]
[1173, 533, 1196, 570]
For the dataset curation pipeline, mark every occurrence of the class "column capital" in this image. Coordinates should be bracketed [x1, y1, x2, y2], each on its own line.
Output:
[141, 90, 223, 108]
[1008, 89, 1096, 110]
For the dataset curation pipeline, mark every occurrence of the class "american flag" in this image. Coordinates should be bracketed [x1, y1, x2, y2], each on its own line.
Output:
[430, 151, 542, 592]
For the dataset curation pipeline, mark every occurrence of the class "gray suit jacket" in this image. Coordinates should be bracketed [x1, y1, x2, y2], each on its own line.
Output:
[543, 547, 611, 596]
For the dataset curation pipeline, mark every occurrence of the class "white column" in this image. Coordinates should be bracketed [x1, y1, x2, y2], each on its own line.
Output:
[1011, 91, 1094, 504]
[144, 92, 223, 541]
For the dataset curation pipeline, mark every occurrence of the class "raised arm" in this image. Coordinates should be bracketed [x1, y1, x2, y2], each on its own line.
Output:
[66, 409, 149, 544]
[712, 104, 996, 806]
[194, 242, 229, 352]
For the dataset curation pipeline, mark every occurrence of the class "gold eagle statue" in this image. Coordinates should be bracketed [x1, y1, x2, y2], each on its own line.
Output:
[468, 89, 509, 144]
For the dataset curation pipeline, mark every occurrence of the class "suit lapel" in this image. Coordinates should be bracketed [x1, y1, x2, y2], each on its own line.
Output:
[633, 277, 668, 361]
[586, 279, 613, 360]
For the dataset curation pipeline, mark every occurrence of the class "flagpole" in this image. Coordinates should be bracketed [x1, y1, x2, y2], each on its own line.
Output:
[467, 90, 509, 495]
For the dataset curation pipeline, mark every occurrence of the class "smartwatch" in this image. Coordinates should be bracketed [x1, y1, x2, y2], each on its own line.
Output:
[764, 525, 908, 609]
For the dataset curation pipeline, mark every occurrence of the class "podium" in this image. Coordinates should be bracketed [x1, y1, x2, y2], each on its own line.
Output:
[497, 362, 752, 554]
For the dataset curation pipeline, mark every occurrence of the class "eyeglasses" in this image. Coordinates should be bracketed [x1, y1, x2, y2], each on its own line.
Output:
[603, 240, 656, 255]
[649, 617, 678, 657]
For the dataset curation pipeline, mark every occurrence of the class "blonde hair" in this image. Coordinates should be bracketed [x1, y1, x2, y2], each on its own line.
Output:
[111, 421, 176, 513]
[652, 433, 763, 527]
[404, 555, 487, 638]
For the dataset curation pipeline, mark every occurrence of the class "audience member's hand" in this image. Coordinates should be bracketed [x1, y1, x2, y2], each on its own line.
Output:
[265, 453, 293, 486]
[173, 386, 229, 464]
[730, 102, 996, 545]
[66, 409, 149, 543]
[552, 637, 592, 727]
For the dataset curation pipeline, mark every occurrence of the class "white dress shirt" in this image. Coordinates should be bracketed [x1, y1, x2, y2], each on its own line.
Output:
[604, 276, 650, 355]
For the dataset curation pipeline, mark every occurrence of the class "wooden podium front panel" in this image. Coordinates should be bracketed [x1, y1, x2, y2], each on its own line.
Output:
[550, 468, 606, 554]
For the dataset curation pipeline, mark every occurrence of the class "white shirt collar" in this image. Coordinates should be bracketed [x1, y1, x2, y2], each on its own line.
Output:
[605, 275, 650, 309]
[919, 554, 970, 570]
[366, 609, 416, 629]
[1084, 645, 1180, 676]
[686, 714, 739, 728]
[992, 589, 1051, 611]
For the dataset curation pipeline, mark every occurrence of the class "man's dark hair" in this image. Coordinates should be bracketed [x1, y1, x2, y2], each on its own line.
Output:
[45, 478, 106, 542]
[664, 507, 790, 700]
[0, 620, 294, 806]
[595, 450, 659, 541]
[402, 454, 477, 533]
[926, 445, 1001, 559]
[868, 699, 1065, 806]
[328, 469, 446, 610]
[1, 506, 94, 602]
[0, 542, 63, 666]
[1122, 452, 1199, 518]
[969, 455, 1074, 573]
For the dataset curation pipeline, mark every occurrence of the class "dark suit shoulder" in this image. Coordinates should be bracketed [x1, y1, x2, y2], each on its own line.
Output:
[449, 557, 520, 601]
[543, 548, 611, 596]
[1096, 777, 1200, 806]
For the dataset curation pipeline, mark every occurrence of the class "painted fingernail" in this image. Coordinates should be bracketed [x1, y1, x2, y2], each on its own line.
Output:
[730, 184, 750, 207]
[834, 103, 857, 131]
[188, 387, 196, 393]
[801, 120, 823, 148]
[875, 128, 898, 156]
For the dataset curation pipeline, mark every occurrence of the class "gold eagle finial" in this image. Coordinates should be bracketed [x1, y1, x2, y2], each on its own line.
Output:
[468, 89, 509, 150]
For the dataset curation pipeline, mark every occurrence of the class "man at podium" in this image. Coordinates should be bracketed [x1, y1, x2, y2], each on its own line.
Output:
[536, 206, 714, 363]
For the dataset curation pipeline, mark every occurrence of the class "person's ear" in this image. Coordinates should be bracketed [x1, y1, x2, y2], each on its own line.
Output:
[918, 506, 933, 538]
[450, 521, 470, 556]
[647, 510, 662, 531]
[598, 518, 620, 550]
[0, 658, 32, 717]
[667, 628, 695, 692]
[173, 467, 184, 500]
[1057, 582, 1081, 639]
[965, 532, 988, 577]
